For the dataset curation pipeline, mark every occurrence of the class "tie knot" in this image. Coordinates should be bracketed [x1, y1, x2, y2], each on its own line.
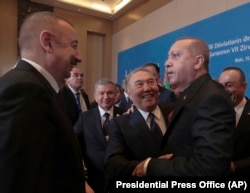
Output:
[148, 112, 155, 120]
[75, 92, 80, 97]
[104, 112, 110, 119]
[148, 113, 156, 127]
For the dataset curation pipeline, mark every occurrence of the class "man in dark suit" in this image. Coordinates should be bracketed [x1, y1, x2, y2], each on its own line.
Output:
[61, 67, 91, 126]
[219, 66, 250, 176]
[114, 83, 124, 108]
[74, 79, 125, 193]
[105, 68, 174, 177]
[118, 87, 133, 111]
[0, 12, 85, 193]
[133, 37, 235, 176]
[142, 62, 176, 103]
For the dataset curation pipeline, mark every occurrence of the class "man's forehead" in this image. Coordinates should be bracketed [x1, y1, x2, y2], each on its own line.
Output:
[132, 71, 153, 78]
[97, 84, 114, 89]
[72, 68, 83, 73]
[170, 43, 185, 52]
[221, 70, 240, 79]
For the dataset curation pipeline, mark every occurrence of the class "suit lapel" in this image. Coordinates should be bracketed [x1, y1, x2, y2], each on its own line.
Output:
[168, 91, 196, 129]
[129, 108, 151, 134]
[15, 60, 55, 95]
[92, 108, 107, 143]
[166, 74, 211, 135]
[158, 103, 175, 130]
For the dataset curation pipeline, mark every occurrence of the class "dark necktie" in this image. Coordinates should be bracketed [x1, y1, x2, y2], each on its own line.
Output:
[75, 92, 82, 112]
[126, 97, 132, 109]
[148, 113, 163, 142]
[103, 112, 110, 136]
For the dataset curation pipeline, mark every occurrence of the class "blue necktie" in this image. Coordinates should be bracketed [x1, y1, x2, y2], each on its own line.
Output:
[75, 92, 82, 112]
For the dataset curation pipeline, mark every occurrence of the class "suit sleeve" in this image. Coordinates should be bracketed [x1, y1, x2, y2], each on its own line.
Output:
[105, 118, 139, 176]
[73, 114, 85, 157]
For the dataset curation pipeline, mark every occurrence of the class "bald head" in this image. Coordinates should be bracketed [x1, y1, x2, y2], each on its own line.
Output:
[18, 11, 82, 87]
[18, 11, 73, 55]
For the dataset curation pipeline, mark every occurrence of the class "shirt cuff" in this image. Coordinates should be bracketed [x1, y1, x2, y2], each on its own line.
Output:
[143, 157, 152, 175]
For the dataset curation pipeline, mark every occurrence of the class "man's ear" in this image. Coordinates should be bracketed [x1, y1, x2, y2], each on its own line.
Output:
[194, 55, 204, 70]
[40, 30, 53, 53]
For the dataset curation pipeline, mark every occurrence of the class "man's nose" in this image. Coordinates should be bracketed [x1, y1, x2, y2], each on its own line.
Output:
[75, 49, 82, 63]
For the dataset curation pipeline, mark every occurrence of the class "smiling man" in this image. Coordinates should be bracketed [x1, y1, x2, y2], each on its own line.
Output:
[74, 78, 125, 193]
[0, 11, 85, 193]
[105, 67, 174, 179]
[219, 66, 250, 176]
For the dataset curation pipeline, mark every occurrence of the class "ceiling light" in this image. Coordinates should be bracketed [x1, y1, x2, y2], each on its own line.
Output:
[91, 3, 111, 14]
[58, 0, 132, 15]
[113, 0, 132, 13]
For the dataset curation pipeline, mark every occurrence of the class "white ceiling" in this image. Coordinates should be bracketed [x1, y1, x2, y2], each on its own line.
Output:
[31, 0, 145, 20]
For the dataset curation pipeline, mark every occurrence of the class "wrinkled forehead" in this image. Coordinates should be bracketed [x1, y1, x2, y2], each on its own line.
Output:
[131, 71, 154, 81]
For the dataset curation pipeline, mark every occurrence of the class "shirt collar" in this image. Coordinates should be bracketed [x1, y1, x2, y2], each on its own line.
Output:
[21, 58, 60, 93]
[137, 105, 161, 121]
[98, 106, 114, 117]
[235, 97, 247, 112]
[67, 84, 78, 95]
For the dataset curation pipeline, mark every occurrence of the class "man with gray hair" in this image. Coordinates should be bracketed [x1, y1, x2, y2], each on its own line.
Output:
[74, 78, 125, 193]
[105, 67, 174, 178]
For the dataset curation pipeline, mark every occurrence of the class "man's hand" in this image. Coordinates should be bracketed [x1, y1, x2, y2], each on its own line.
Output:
[123, 104, 135, 115]
[132, 159, 147, 177]
[230, 161, 235, 173]
[85, 181, 95, 193]
[132, 154, 174, 177]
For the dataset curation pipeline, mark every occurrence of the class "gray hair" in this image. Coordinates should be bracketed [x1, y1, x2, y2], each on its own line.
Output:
[125, 67, 154, 89]
[94, 79, 115, 92]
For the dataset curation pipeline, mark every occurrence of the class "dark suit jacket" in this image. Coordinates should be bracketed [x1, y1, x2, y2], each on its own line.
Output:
[0, 60, 85, 193]
[158, 85, 176, 103]
[118, 92, 133, 111]
[74, 106, 125, 193]
[105, 104, 174, 177]
[61, 85, 90, 126]
[147, 74, 235, 176]
[232, 97, 250, 176]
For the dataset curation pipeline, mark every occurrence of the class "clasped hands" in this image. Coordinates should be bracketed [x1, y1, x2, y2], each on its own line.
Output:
[132, 153, 174, 177]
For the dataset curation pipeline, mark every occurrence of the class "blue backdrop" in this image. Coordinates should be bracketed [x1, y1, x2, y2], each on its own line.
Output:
[118, 3, 250, 96]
